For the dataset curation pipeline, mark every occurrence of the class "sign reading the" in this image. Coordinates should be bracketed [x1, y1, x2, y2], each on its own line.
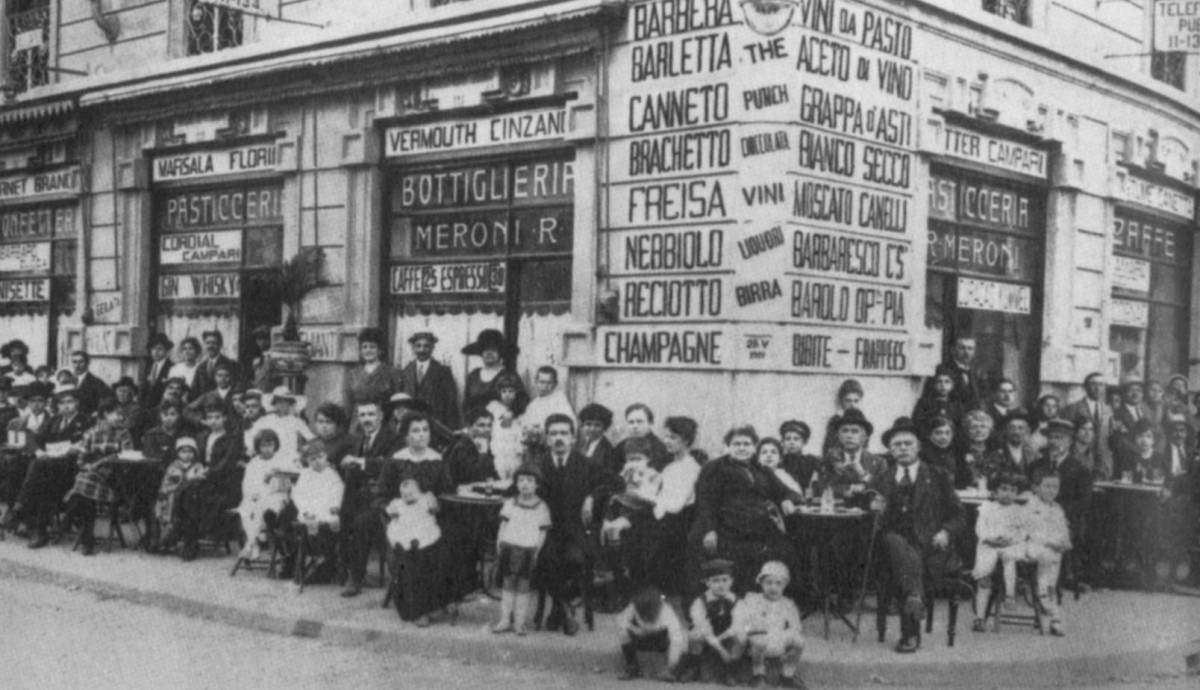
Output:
[385, 108, 569, 157]
[159, 230, 242, 265]
[0, 278, 49, 302]
[152, 143, 280, 182]
[158, 272, 241, 300]
[390, 261, 506, 295]
[0, 167, 81, 204]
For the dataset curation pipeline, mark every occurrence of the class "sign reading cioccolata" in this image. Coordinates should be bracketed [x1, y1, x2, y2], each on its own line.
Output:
[1155, 1, 1200, 51]
[385, 108, 569, 157]
[152, 143, 280, 182]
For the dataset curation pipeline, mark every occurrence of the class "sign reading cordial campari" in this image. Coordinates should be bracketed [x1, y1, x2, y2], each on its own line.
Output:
[600, 0, 918, 375]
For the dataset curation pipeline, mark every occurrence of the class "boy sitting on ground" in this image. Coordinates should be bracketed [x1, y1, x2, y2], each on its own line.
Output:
[680, 558, 743, 684]
[616, 585, 686, 682]
[971, 472, 1026, 631]
[733, 561, 806, 689]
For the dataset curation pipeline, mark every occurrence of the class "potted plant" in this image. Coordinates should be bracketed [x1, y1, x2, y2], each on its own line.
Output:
[266, 246, 328, 378]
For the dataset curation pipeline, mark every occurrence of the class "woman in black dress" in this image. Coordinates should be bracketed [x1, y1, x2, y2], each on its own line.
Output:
[461, 330, 526, 416]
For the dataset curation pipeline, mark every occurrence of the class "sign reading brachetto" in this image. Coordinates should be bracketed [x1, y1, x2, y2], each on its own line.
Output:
[598, 0, 918, 375]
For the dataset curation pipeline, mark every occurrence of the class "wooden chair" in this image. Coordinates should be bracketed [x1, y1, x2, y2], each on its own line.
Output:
[875, 558, 972, 647]
[982, 562, 1044, 633]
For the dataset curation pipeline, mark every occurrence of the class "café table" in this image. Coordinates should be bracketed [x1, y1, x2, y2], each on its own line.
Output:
[439, 481, 507, 599]
[788, 503, 871, 640]
[105, 450, 164, 547]
[1091, 480, 1167, 586]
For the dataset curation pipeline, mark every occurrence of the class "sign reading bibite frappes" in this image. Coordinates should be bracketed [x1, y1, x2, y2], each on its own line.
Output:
[599, 0, 918, 375]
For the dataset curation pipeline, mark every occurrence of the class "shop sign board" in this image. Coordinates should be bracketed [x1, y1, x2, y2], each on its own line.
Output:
[0, 241, 51, 272]
[1112, 255, 1151, 293]
[389, 261, 506, 295]
[0, 167, 81, 204]
[934, 125, 1047, 179]
[1116, 172, 1195, 220]
[159, 230, 242, 265]
[0, 278, 49, 302]
[158, 272, 241, 299]
[152, 143, 281, 182]
[198, 0, 278, 18]
[1111, 298, 1150, 328]
[385, 107, 569, 157]
[956, 276, 1032, 314]
[0, 207, 76, 241]
[1155, 1, 1200, 52]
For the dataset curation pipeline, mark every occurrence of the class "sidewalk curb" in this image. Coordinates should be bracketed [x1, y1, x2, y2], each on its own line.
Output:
[1, 555, 1194, 686]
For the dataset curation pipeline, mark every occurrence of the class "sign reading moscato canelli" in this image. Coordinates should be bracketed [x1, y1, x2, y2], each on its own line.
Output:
[0, 167, 81, 203]
[152, 143, 280, 182]
[384, 108, 569, 157]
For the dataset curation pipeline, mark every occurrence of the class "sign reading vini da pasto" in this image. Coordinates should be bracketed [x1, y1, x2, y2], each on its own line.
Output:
[598, 0, 917, 375]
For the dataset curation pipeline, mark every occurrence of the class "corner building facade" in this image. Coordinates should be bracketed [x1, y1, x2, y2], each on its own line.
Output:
[0, 1, 1198, 451]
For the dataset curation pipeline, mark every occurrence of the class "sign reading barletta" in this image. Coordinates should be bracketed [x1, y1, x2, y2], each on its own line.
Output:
[390, 261, 506, 295]
[935, 125, 1047, 179]
[198, 0, 278, 17]
[152, 143, 280, 182]
[0, 167, 81, 204]
[0, 278, 49, 302]
[160, 230, 242, 265]
[159, 272, 241, 300]
[385, 108, 569, 157]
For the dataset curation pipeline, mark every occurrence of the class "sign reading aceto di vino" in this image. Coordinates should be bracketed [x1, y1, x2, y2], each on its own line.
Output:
[601, 0, 919, 374]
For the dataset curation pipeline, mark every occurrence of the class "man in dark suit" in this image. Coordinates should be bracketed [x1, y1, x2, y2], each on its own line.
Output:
[535, 413, 619, 635]
[0, 382, 53, 508]
[141, 333, 174, 407]
[1062, 372, 1114, 479]
[398, 332, 461, 431]
[186, 361, 241, 430]
[195, 330, 239, 395]
[868, 417, 965, 653]
[946, 335, 987, 412]
[341, 399, 402, 597]
[1029, 419, 1092, 541]
[70, 351, 112, 419]
[1111, 380, 1150, 461]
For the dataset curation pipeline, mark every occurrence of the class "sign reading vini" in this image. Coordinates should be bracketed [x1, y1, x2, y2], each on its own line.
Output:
[152, 143, 281, 182]
[385, 108, 569, 157]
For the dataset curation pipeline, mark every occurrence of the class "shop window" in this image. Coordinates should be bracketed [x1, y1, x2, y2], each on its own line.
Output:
[186, 0, 243, 55]
[1151, 51, 1186, 91]
[4, 0, 50, 95]
[982, 0, 1030, 26]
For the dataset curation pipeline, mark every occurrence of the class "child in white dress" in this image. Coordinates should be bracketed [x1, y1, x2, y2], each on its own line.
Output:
[733, 561, 806, 689]
[1022, 471, 1072, 636]
[385, 473, 445, 626]
[971, 473, 1027, 630]
[237, 429, 291, 559]
[487, 373, 526, 480]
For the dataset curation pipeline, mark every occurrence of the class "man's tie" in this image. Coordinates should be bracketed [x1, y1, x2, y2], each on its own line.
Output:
[418, 362, 426, 385]
[900, 466, 912, 487]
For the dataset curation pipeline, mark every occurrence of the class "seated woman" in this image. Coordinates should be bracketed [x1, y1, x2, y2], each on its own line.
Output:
[690, 425, 802, 595]
[921, 416, 966, 487]
[779, 420, 821, 494]
[154, 437, 206, 552]
[443, 407, 498, 486]
[958, 410, 996, 488]
[310, 403, 354, 473]
[62, 401, 135, 556]
[1028, 394, 1061, 453]
[758, 437, 804, 496]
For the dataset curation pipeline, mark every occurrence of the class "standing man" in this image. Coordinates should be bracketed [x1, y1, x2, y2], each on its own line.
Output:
[868, 417, 965, 653]
[986, 379, 1020, 436]
[993, 409, 1039, 483]
[946, 335, 987, 411]
[71, 351, 112, 419]
[535, 413, 618, 635]
[522, 366, 576, 433]
[141, 333, 174, 407]
[398, 332, 460, 431]
[195, 331, 238, 394]
[1062, 372, 1114, 479]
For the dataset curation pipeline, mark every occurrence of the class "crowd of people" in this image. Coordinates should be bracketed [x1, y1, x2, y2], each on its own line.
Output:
[0, 330, 1197, 686]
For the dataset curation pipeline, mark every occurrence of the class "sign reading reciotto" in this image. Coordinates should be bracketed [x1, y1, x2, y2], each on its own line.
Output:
[385, 107, 569, 157]
[152, 142, 280, 182]
[160, 230, 242, 265]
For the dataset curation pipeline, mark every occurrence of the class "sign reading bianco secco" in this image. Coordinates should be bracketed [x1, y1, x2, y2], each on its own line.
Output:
[159, 230, 242, 265]
[152, 143, 281, 182]
[0, 278, 49, 302]
[0, 167, 81, 204]
[159, 272, 241, 300]
[385, 108, 569, 157]
[390, 261, 506, 295]
[599, 0, 919, 374]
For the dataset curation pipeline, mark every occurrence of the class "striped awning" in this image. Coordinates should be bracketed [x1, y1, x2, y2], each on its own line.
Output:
[0, 98, 75, 126]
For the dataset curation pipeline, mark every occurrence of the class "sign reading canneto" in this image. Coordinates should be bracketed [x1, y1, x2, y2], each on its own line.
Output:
[384, 108, 569, 157]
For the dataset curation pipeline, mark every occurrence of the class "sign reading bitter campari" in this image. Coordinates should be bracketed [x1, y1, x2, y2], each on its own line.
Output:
[599, 0, 918, 375]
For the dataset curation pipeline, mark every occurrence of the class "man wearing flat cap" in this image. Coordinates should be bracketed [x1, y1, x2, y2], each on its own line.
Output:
[1029, 418, 1092, 556]
[398, 331, 460, 430]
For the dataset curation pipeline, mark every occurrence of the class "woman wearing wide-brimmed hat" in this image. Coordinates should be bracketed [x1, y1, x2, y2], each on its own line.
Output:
[345, 327, 403, 413]
[461, 329, 527, 417]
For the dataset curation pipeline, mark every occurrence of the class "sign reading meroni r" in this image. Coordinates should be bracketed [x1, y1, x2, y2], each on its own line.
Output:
[385, 108, 569, 157]
[152, 143, 280, 182]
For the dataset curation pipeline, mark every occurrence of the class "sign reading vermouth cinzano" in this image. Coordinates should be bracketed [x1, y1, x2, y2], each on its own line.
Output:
[152, 143, 280, 182]
[385, 108, 569, 157]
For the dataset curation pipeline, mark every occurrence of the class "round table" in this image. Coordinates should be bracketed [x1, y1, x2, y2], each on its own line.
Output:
[106, 452, 166, 548]
[439, 484, 506, 599]
[788, 504, 871, 640]
[1092, 480, 1167, 588]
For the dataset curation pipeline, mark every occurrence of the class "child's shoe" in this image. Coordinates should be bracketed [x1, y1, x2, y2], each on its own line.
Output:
[1048, 620, 1065, 637]
[514, 623, 528, 636]
[1002, 596, 1016, 611]
[971, 617, 987, 633]
[491, 621, 513, 634]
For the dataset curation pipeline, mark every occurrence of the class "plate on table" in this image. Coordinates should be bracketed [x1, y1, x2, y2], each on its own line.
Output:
[118, 450, 147, 462]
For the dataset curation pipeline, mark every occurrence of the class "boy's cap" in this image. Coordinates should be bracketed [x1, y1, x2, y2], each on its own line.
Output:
[701, 558, 734, 580]
[1045, 418, 1075, 436]
[756, 560, 790, 585]
[175, 437, 198, 452]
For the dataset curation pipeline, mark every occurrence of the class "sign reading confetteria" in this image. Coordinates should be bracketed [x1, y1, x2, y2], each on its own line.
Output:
[389, 261, 506, 295]
[936, 125, 1047, 179]
[0, 241, 51, 272]
[152, 143, 280, 182]
[0, 167, 81, 203]
[1116, 172, 1195, 220]
[158, 272, 241, 300]
[384, 107, 569, 157]
[199, 0, 278, 18]
[159, 230, 242, 265]
[0, 278, 49, 302]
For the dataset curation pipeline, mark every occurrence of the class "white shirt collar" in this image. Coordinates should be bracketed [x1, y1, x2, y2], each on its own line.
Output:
[895, 461, 920, 482]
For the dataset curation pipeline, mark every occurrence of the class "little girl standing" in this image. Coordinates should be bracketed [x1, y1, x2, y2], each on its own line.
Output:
[492, 463, 551, 635]
[237, 429, 291, 560]
[487, 372, 527, 480]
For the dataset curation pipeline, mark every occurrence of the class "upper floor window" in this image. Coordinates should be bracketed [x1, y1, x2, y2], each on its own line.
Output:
[982, 0, 1030, 26]
[5, 0, 50, 94]
[187, 0, 243, 55]
[1151, 51, 1186, 90]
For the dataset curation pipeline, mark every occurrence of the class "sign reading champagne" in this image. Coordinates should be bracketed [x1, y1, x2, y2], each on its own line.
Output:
[599, 0, 919, 374]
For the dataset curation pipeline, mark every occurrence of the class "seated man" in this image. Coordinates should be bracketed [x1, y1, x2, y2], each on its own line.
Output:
[821, 409, 886, 499]
[442, 407, 497, 486]
[340, 399, 401, 597]
[868, 417, 965, 653]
